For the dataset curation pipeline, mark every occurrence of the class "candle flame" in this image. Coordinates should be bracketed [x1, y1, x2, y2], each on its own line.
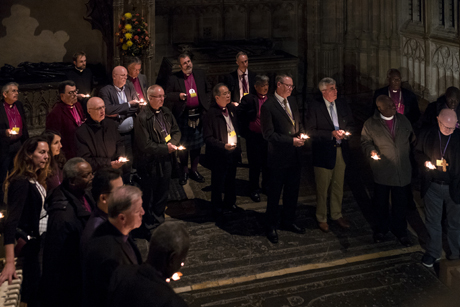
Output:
[231, 143, 235, 146]
[10, 131, 18, 135]
[0, 212, 4, 219]
[166, 272, 183, 283]
[426, 162, 436, 170]
[345, 131, 351, 136]
[181, 262, 184, 267]
[300, 134, 309, 140]
[118, 157, 129, 162]
[178, 145, 186, 150]
[85, 94, 90, 98]
[371, 154, 380, 160]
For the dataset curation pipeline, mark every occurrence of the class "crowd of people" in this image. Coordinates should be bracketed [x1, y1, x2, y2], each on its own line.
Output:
[0, 49, 460, 306]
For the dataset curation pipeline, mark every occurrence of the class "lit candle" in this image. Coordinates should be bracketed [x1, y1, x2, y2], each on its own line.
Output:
[177, 145, 186, 150]
[371, 153, 381, 160]
[344, 131, 351, 136]
[300, 134, 309, 140]
[10, 131, 18, 135]
[84, 94, 90, 98]
[181, 262, 184, 267]
[171, 272, 182, 281]
[118, 157, 129, 162]
[230, 143, 236, 146]
[140, 98, 147, 105]
[426, 161, 436, 170]
[0, 212, 4, 219]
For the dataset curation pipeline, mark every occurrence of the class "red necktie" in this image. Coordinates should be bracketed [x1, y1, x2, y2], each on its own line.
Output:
[242, 73, 248, 93]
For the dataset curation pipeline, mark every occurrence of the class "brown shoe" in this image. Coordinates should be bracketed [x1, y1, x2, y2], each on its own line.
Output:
[318, 222, 329, 233]
[335, 217, 350, 229]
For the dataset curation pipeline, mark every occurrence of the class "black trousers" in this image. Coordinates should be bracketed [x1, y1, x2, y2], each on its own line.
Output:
[266, 165, 301, 228]
[373, 182, 409, 238]
[245, 130, 269, 191]
[211, 162, 237, 210]
[139, 161, 172, 231]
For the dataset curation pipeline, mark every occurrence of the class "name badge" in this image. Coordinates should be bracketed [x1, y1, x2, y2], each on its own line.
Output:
[12, 127, 20, 133]
[229, 131, 236, 137]
[243, 93, 249, 96]
[189, 89, 197, 98]
[165, 134, 171, 142]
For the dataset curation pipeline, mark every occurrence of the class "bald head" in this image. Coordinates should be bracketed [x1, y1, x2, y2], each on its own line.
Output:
[438, 108, 457, 136]
[87, 97, 106, 122]
[112, 66, 128, 88]
[376, 95, 396, 117]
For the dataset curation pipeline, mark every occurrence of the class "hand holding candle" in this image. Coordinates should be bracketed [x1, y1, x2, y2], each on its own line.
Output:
[177, 145, 186, 150]
[118, 157, 129, 163]
[370, 150, 381, 160]
[225, 143, 236, 151]
[425, 161, 436, 170]
[139, 98, 147, 106]
[300, 134, 309, 140]
[10, 130, 18, 136]
[344, 131, 351, 136]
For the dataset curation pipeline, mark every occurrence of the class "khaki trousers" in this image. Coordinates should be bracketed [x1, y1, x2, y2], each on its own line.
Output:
[314, 147, 346, 222]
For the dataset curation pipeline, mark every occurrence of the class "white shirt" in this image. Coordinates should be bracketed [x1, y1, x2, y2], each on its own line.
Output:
[323, 97, 338, 120]
[274, 92, 293, 117]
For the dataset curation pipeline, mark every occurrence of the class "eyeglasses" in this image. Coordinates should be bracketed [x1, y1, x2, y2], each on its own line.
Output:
[67, 89, 79, 96]
[89, 106, 106, 111]
[281, 83, 295, 90]
[149, 95, 166, 99]
[439, 121, 456, 132]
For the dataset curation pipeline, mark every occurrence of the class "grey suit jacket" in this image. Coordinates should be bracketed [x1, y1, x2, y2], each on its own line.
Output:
[126, 73, 148, 100]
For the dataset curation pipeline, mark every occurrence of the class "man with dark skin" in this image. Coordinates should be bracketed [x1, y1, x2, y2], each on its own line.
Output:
[372, 69, 420, 125]
[421, 86, 460, 129]
[362, 95, 415, 247]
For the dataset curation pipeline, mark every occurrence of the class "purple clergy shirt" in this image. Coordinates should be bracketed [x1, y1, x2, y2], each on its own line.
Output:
[128, 76, 145, 100]
[249, 94, 268, 134]
[3, 102, 23, 139]
[184, 73, 200, 108]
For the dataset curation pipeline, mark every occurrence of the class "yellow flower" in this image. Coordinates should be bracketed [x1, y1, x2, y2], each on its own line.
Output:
[124, 13, 132, 19]
[125, 33, 132, 39]
[122, 44, 128, 50]
[124, 24, 132, 31]
[126, 41, 133, 47]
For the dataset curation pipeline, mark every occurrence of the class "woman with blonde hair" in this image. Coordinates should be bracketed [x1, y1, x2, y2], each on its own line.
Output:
[0, 136, 50, 306]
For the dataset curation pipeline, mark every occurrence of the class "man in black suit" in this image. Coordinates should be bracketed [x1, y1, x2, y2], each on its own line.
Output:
[0, 82, 29, 195]
[126, 56, 149, 101]
[82, 185, 144, 307]
[165, 53, 211, 185]
[238, 75, 270, 202]
[225, 51, 257, 104]
[260, 74, 306, 244]
[307, 77, 354, 233]
[99, 66, 140, 182]
[65, 51, 93, 117]
[108, 222, 189, 307]
[372, 69, 420, 125]
[203, 83, 243, 219]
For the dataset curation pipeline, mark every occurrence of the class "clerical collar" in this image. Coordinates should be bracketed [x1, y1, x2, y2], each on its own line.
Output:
[380, 113, 394, 120]
[391, 89, 400, 93]
[257, 93, 266, 99]
[75, 67, 84, 73]
[3, 101, 15, 108]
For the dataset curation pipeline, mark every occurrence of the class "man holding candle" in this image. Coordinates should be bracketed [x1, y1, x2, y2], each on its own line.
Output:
[134, 85, 181, 238]
[361, 95, 415, 246]
[126, 56, 148, 102]
[224, 51, 257, 104]
[306, 77, 354, 233]
[165, 54, 211, 185]
[76, 97, 126, 172]
[65, 51, 93, 117]
[46, 80, 85, 160]
[203, 83, 242, 220]
[0, 82, 29, 197]
[260, 74, 305, 243]
[372, 69, 420, 126]
[415, 108, 460, 267]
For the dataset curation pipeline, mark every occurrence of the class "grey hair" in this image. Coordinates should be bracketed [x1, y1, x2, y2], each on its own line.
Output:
[275, 74, 292, 84]
[254, 75, 269, 87]
[318, 77, 336, 91]
[147, 84, 163, 96]
[125, 56, 142, 67]
[235, 51, 248, 61]
[63, 157, 87, 181]
[108, 185, 143, 218]
[212, 83, 227, 98]
[2, 82, 19, 94]
[147, 222, 190, 266]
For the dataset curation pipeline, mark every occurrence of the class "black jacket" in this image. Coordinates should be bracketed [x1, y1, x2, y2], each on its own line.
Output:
[98, 84, 139, 124]
[108, 263, 188, 307]
[260, 95, 304, 169]
[415, 126, 460, 203]
[421, 95, 460, 130]
[0, 100, 29, 158]
[203, 103, 242, 167]
[76, 118, 125, 172]
[165, 69, 211, 118]
[237, 93, 262, 138]
[372, 86, 420, 125]
[133, 105, 181, 171]
[225, 69, 257, 103]
[41, 185, 95, 307]
[306, 96, 354, 169]
[82, 220, 142, 307]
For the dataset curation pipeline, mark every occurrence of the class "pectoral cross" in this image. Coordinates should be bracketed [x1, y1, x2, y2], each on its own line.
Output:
[436, 159, 449, 172]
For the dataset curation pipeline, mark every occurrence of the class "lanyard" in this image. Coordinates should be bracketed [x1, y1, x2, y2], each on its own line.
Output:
[438, 130, 451, 158]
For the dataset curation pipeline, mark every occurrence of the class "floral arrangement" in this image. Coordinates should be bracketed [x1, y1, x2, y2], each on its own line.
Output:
[116, 12, 150, 57]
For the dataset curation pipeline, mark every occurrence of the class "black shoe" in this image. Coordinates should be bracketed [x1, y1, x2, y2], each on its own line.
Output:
[373, 232, 385, 243]
[398, 236, 412, 247]
[280, 223, 306, 234]
[179, 172, 188, 185]
[189, 170, 205, 183]
[250, 191, 261, 202]
[266, 228, 278, 244]
[421, 254, 440, 268]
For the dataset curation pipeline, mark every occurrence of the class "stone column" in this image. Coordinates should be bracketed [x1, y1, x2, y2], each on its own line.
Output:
[113, 0, 124, 67]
